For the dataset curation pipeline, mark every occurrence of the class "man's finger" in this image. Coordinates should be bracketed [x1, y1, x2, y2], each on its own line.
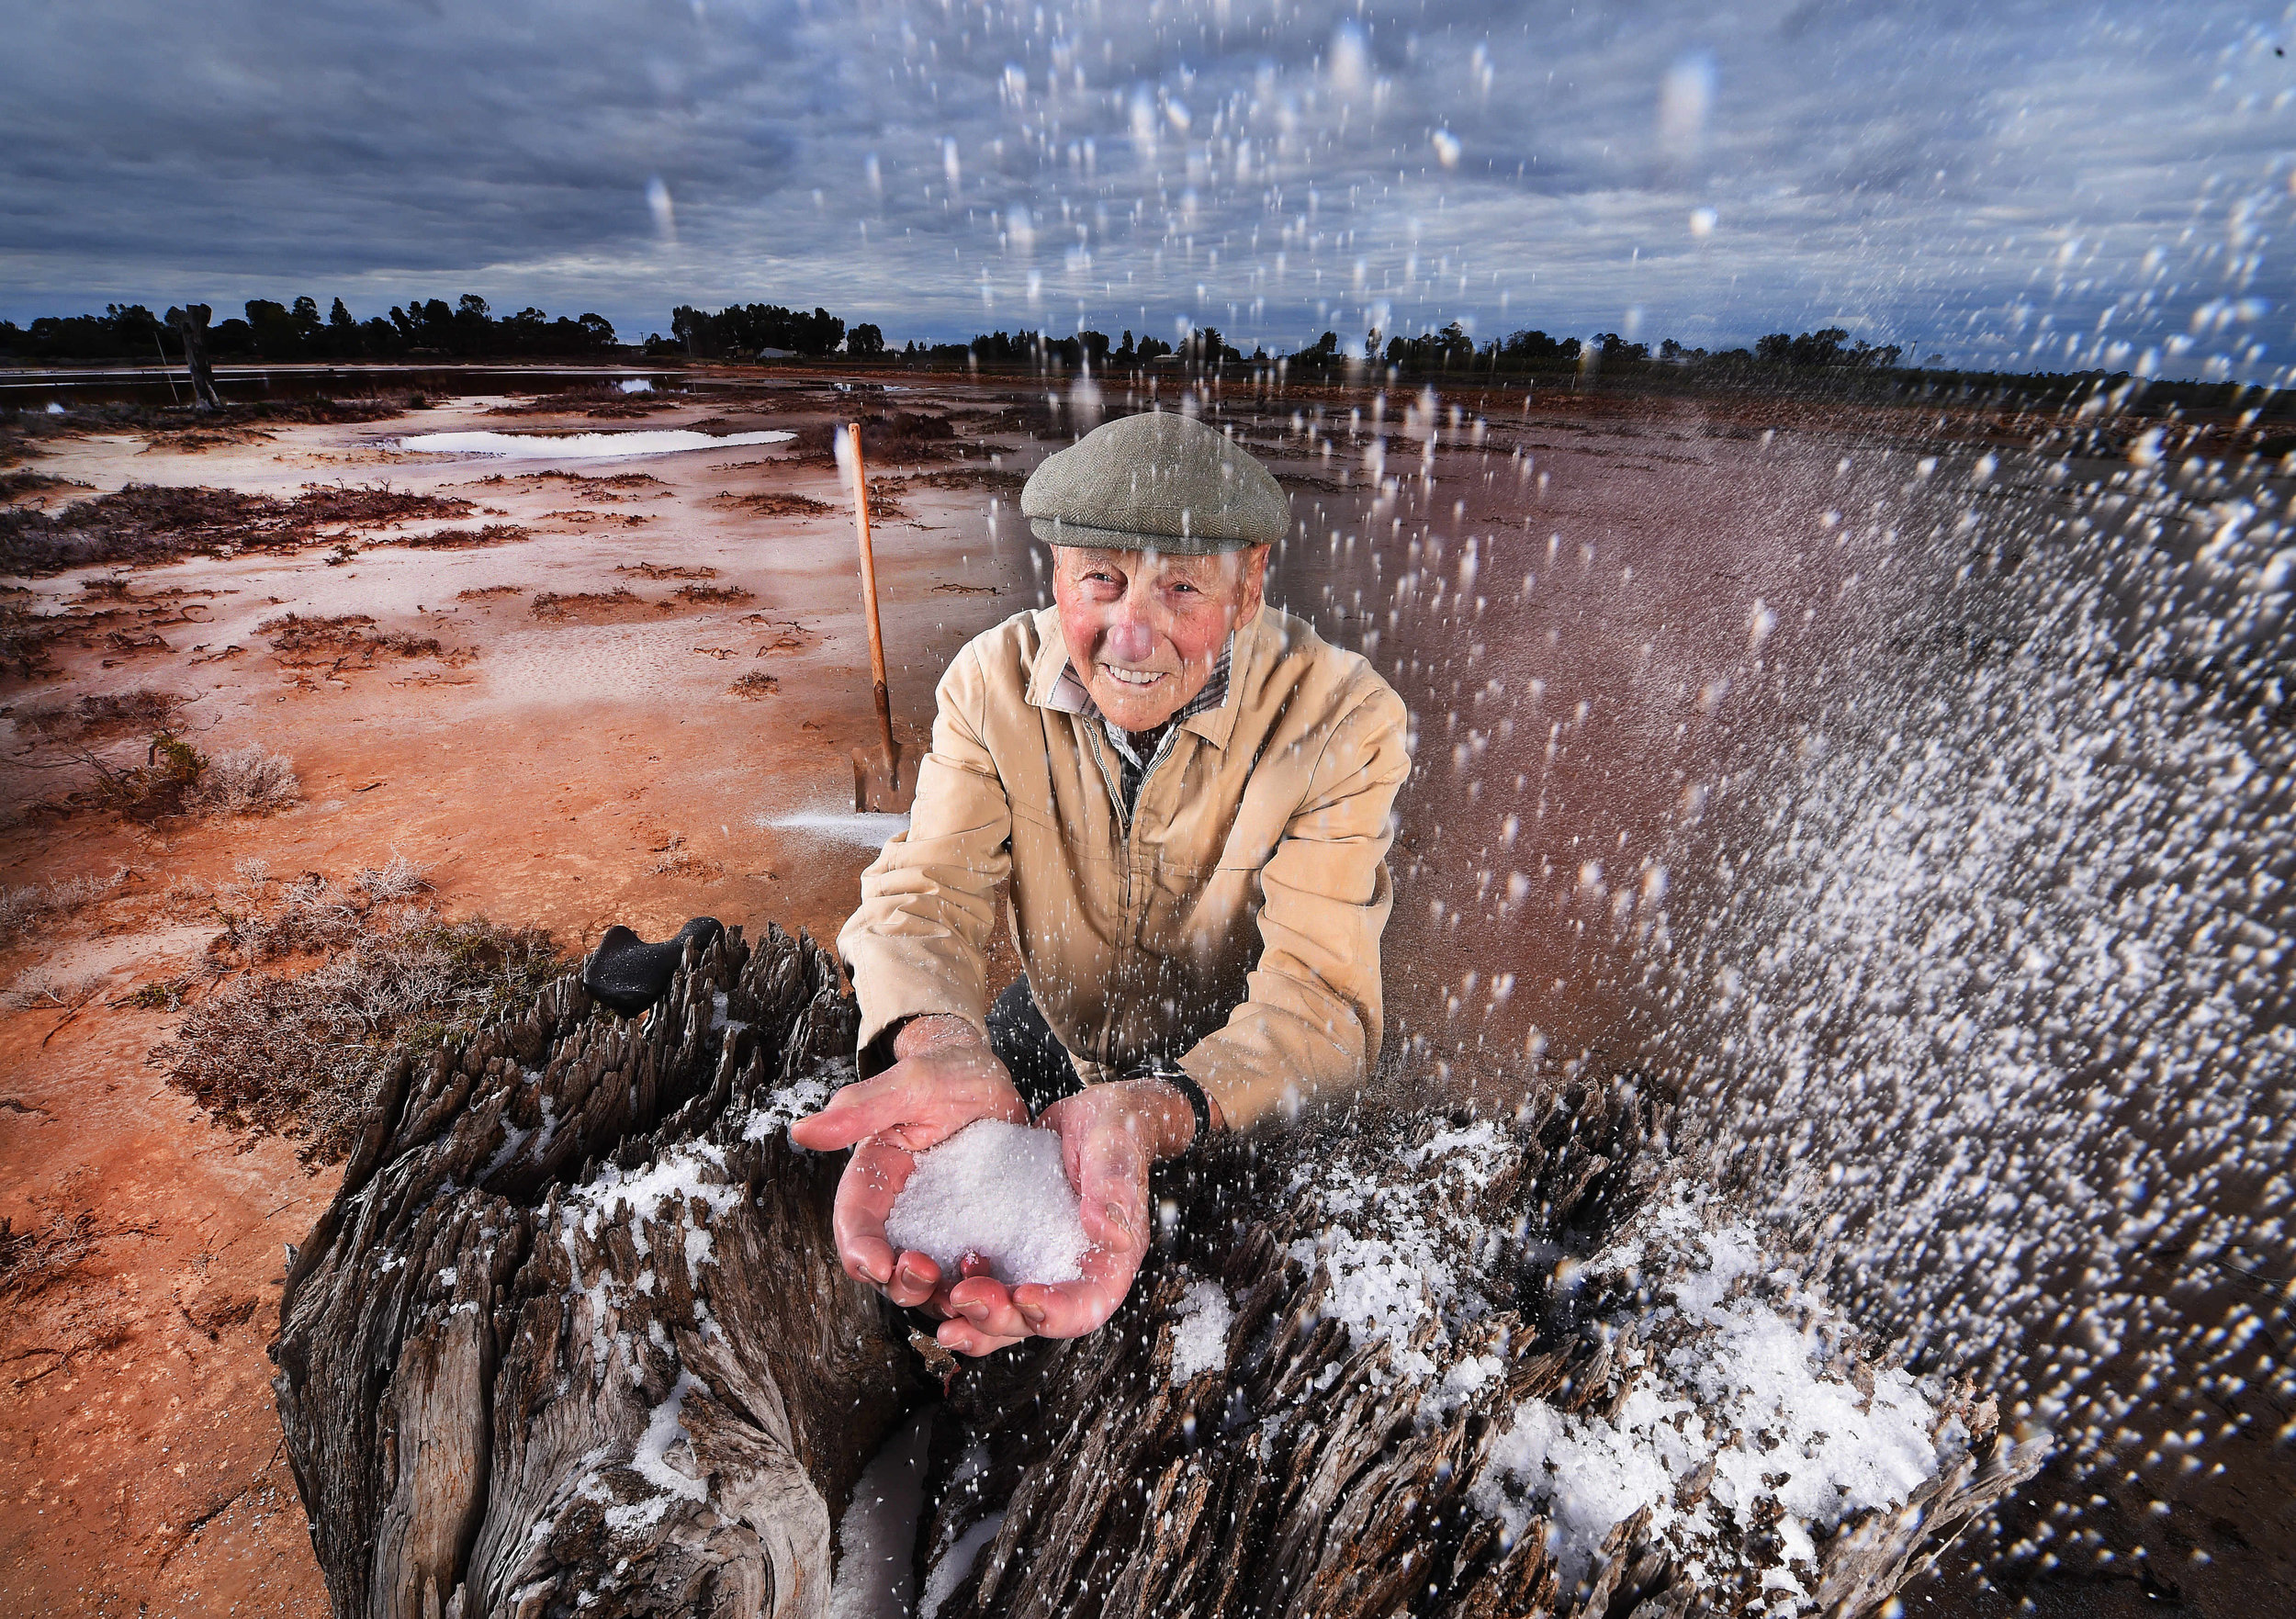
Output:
[788, 1072, 925, 1150]
[829, 1139, 916, 1286]
[946, 1275, 1030, 1340]
[1011, 1237, 1140, 1339]
[885, 1250, 942, 1310]
[936, 1318, 1030, 1357]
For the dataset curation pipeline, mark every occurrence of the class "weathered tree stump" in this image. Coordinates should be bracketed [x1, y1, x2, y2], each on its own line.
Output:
[274, 925, 920, 1619]
[274, 924, 2039, 1619]
[165, 301, 224, 410]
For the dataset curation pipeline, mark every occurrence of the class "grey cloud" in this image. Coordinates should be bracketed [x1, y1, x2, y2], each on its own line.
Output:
[1, 0, 2290, 377]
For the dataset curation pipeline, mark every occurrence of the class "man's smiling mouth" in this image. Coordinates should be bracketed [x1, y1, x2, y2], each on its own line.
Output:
[1099, 666, 1167, 688]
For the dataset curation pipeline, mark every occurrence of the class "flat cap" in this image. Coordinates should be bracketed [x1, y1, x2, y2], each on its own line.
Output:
[1020, 410, 1289, 554]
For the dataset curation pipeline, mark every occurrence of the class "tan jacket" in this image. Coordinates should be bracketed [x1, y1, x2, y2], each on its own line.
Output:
[838, 604, 1410, 1130]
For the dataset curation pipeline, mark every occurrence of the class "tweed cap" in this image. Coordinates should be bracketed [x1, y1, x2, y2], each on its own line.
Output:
[1020, 410, 1289, 554]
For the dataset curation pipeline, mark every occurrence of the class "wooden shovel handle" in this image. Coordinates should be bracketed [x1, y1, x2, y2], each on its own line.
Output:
[847, 422, 896, 758]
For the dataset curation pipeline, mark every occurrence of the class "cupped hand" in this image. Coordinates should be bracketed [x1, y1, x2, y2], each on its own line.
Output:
[932, 1076, 1204, 1357]
[787, 1015, 1027, 1311]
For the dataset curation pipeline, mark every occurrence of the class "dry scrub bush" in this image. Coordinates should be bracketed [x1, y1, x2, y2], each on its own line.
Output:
[354, 852, 435, 903]
[0, 866, 129, 947]
[0, 470, 93, 500]
[32, 734, 298, 822]
[728, 670, 780, 699]
[0, 480, 472, 576]
[390, 523, 532, 551]
[0, 1211, 104, 1302]
[531, 587, 643, 618]
[716, 491, 834, 517]
[157, 905, 561, 1162]
[186, 745, 302, 815]
[207, 861, 366, 966]
[674, 582, 753, 604]
[12, 687, 187, 741]
[262, 612, 433, 659]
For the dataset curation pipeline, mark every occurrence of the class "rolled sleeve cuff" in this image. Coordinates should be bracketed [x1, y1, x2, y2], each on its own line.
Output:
[849, 955, 993, 1077]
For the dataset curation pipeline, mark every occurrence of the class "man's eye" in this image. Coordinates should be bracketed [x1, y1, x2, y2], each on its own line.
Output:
[1170, 581, 1199, 594]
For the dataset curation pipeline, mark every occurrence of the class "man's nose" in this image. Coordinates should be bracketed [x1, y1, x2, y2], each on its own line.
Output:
[1104, 614, 1154, 664]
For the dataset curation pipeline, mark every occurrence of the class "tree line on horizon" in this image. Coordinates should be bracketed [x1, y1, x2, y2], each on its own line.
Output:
[4, 293, 1908, 378]
[1, 296, 617, 365]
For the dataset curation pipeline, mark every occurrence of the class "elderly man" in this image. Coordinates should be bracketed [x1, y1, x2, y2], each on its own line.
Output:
[791, 410, 1409, 1356]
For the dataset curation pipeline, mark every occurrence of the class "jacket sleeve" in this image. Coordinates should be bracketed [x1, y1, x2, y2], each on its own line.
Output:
[838, 642, 1015, 1074]
[1176, 678, 1411, 1129]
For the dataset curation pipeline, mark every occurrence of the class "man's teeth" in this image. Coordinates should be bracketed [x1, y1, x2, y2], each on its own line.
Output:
[1102, 667, 1164, 686]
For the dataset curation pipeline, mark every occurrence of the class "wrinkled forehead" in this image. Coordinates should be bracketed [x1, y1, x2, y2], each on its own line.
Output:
[1053, 544, 1244, 584]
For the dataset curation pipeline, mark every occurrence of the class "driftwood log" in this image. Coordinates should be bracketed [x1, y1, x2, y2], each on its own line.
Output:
[273, 923, 2040, 1618]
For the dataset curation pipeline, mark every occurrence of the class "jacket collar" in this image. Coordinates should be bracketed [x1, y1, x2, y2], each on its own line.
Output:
[1026, 605, 1264, 752]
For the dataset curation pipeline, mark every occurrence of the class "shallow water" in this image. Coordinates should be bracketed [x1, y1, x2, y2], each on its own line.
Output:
[395, 427, 794, 460]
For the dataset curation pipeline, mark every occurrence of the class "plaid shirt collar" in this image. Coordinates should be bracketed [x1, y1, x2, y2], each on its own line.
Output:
[1043, 637, 1233, 754]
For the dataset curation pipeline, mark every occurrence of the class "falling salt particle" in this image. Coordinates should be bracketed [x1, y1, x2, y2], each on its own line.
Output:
[1170, 1280, 1234, 1380]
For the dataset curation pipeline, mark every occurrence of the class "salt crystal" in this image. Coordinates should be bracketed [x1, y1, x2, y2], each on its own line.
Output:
[884, 1121, 1086, 1286]
[1170, 1280, 1234, 1380]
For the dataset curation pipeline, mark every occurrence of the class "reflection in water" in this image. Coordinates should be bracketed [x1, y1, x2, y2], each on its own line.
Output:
[396, 428, 794, 460]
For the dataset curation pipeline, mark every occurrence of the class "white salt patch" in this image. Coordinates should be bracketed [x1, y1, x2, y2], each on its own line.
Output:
[605, 1370, 710, 1534]
[616, 377, 655, 393]
[919, 1512, 1005, 1619]
[884, 1121, 1086, 1285]
[395, 428, 793, 460]
[742, 1073, 836, 1141]
[568, 1140, 741, 1259]
[828, 1410, 934, 1619]
[1170, 1279, 1234, 1380]
[764, 810, 912, 847]
[1473, 1183, 1948, 1584]
[1281, 1121, 1512, 1380]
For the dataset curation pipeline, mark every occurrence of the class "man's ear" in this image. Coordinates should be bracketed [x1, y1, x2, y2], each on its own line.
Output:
[1235, 544, 1272, 623]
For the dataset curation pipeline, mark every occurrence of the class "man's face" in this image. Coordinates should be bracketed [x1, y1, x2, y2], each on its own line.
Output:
[1050, 543, 1269, 732]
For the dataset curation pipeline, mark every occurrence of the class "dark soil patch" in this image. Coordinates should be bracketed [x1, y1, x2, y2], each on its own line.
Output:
[0, 471, 94, 501]
[0, 482, 473, 576]
[387, 523, 532, 550]
[1, 397, 409, 467]
[530, 588, 648, 619]
[614, 563, 718, 580]
[716, 491, 836, 517]
[473, 469, 667, 498]
[673, 583, 754, 605]
[484, 386, 681, 420]
[904, 466, 1027, 492]
[291, 484, 475, 528]
[788, 411, 962, 464]
[728, 670, 780, 698]
[262, 613, 449, 664]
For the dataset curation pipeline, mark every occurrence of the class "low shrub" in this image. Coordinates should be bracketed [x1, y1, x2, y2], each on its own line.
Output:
[156, 906, 562, 1163]
[186, 745, 301, 815]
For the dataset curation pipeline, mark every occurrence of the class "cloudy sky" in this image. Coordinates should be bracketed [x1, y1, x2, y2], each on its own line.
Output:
[4, 0, 2292, 377]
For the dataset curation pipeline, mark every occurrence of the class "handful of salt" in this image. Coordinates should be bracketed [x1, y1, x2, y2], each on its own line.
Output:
[884, 1120, 1088, 1286]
